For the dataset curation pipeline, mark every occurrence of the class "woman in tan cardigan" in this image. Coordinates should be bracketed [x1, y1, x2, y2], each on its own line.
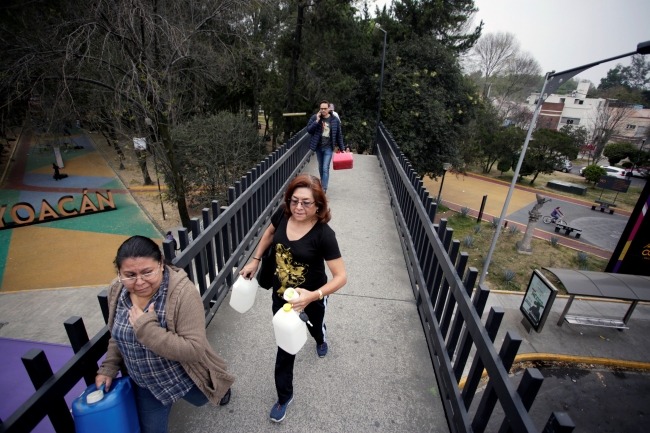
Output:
[95, 236, 234, 433]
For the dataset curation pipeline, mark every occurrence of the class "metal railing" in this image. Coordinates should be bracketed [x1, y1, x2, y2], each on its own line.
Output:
[0, 129, 312, 432]
[162, 128, 312, 325]
[375, 123, 575, 433]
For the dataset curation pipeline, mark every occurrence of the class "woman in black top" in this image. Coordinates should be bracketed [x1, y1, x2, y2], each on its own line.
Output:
[239, 174, 347, 423]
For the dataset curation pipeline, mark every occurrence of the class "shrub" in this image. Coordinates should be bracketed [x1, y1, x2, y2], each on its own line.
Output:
[583, 164, 607, 185]
[461, 206, 470, 217]
[491, 217, 501, 229]
[577, 251, 588, 263]
[550, 236, 560, 247]
[621, 161, 633, 169]
[474, 224, 482, 234]
[497, 159, 512, 174]
[508, 225, 520, 234]
[504, 269, 516, 285]
[463, 235, 474, 247]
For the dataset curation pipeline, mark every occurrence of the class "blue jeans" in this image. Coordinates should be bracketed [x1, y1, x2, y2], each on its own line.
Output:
[133, 380, 208, 433]
[315, 146, 333, 190]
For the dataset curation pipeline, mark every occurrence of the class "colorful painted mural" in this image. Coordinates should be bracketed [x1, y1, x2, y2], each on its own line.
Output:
[0, 129, 162, 292]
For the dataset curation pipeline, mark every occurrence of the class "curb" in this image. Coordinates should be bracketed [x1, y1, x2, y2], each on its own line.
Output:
[458, 353, 650, 389]
[0, 284, 109, 294]
[464, 172, 633, 217]
[440, 200, 612, 259]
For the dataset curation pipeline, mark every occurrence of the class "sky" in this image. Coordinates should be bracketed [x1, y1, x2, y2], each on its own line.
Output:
[370, 0, 650, 85]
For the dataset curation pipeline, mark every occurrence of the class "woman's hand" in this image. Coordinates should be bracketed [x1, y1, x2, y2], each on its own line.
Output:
[95, 374, 113, 391]
[128, 305, 145, 326]
[288, 287, 318, 311]
[239, 260, 260, 280]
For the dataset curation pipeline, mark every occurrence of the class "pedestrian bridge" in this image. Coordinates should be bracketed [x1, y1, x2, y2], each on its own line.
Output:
[167, 153, 447, 432]
[1, 127, 573, 433]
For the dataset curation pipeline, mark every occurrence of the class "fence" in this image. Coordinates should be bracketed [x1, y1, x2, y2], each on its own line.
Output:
[375, 124, 575, 433]
[162, 127, 312, 325]
[0, 129, 312, 432]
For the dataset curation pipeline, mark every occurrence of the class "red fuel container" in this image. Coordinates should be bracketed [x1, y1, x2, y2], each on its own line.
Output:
[333, 151, 353, 170]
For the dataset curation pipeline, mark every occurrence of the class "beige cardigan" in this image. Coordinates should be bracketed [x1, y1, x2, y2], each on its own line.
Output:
[97, 265, 235, 405]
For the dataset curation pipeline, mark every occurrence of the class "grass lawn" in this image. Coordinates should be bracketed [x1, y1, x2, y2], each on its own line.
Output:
[476, 165, 642, 212]
[445, 212, 609, 294]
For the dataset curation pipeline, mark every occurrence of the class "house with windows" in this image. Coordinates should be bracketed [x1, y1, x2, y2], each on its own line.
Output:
[614, 107, 650, 148]
[524, 81, 605, 133]
[524, 81, 649, 150]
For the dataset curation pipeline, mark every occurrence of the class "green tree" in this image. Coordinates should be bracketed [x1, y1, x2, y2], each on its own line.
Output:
[559, 124, 589, 149]
[598, 65, 629, 90]
[387, 0, 482, 52]
[521, 128, 575, 184]
[603, 142, 637, 166]
[583, 164, 607, 185]
[381, 35, 480, 178]
[629, 149, 650, 169]
[481, 126, 526, 173]
[457, 102, 499, 171]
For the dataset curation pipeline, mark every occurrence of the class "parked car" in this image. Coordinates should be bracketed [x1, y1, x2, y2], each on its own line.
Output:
[554, 159, 573, 173]
[629, 167, 650, 178]
[579, 165, 627, 178]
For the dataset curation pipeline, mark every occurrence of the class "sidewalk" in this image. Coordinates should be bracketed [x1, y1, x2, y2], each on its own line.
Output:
[168, 155, 448, 432]
[486, 292, 650, 365]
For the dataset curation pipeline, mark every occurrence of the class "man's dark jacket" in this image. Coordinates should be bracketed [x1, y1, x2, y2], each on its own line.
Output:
[306, 114, 345, 152]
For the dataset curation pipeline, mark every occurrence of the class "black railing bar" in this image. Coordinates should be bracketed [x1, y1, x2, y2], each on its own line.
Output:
[0, 329, 110, 433]
[173, 130, 309, 265]
[198, 156, 311, 312]
[378, 129, 536, 432]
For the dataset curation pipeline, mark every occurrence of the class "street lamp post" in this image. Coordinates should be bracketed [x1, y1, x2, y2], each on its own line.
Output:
[373, 23, 387, 154]
[478, 40, 650, 285]
[437, 163, 452, 204]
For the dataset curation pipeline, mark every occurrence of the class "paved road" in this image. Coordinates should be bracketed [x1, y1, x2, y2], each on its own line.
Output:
[469, 367, 650, 433]
[505, 197, 628, 251]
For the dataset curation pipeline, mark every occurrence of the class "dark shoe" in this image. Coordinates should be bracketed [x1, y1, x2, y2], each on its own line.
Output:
[317, 341, 328, 358]
[270, 394, 293, 422]
[219, 388, 231, 406]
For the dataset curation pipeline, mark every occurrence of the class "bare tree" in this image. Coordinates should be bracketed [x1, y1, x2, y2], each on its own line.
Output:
[590, 100, 635, 162]
[2, 0, 255, 228]
[493, 51, 541, 113]
[471, 32, 520, 96]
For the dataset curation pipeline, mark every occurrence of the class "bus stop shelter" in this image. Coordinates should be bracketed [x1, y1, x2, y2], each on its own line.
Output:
[544, 268, 650, 329]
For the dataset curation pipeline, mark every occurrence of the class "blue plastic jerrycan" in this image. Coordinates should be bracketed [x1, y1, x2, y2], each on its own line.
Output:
[72, 376, 140, 433]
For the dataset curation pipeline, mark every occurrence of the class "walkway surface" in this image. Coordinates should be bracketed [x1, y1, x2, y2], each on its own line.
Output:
[1, 154, 649, 432]
[0, 129, 161, 292]
[423, 172, 633, 259]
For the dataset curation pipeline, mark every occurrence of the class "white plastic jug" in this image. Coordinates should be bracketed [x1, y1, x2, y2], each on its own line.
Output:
[229, 276, 258, 313]
[272, 303, 307, 355]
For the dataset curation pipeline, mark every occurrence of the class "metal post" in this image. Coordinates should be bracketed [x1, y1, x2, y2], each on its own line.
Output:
[477, 194, 487, 223]
[479, 72, 551, 285]
[437, 169, 447, 204]
[557, 295, 575, 326]
[373, 25, 387, 154]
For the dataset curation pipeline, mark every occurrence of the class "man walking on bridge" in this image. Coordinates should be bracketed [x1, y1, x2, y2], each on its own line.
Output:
[307, 100, 347, 194]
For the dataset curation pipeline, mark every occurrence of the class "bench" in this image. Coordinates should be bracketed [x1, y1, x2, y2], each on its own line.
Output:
[546, 180, 588, 195]
[554, 223, 582, 238]
[591, 200, 616, 214]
